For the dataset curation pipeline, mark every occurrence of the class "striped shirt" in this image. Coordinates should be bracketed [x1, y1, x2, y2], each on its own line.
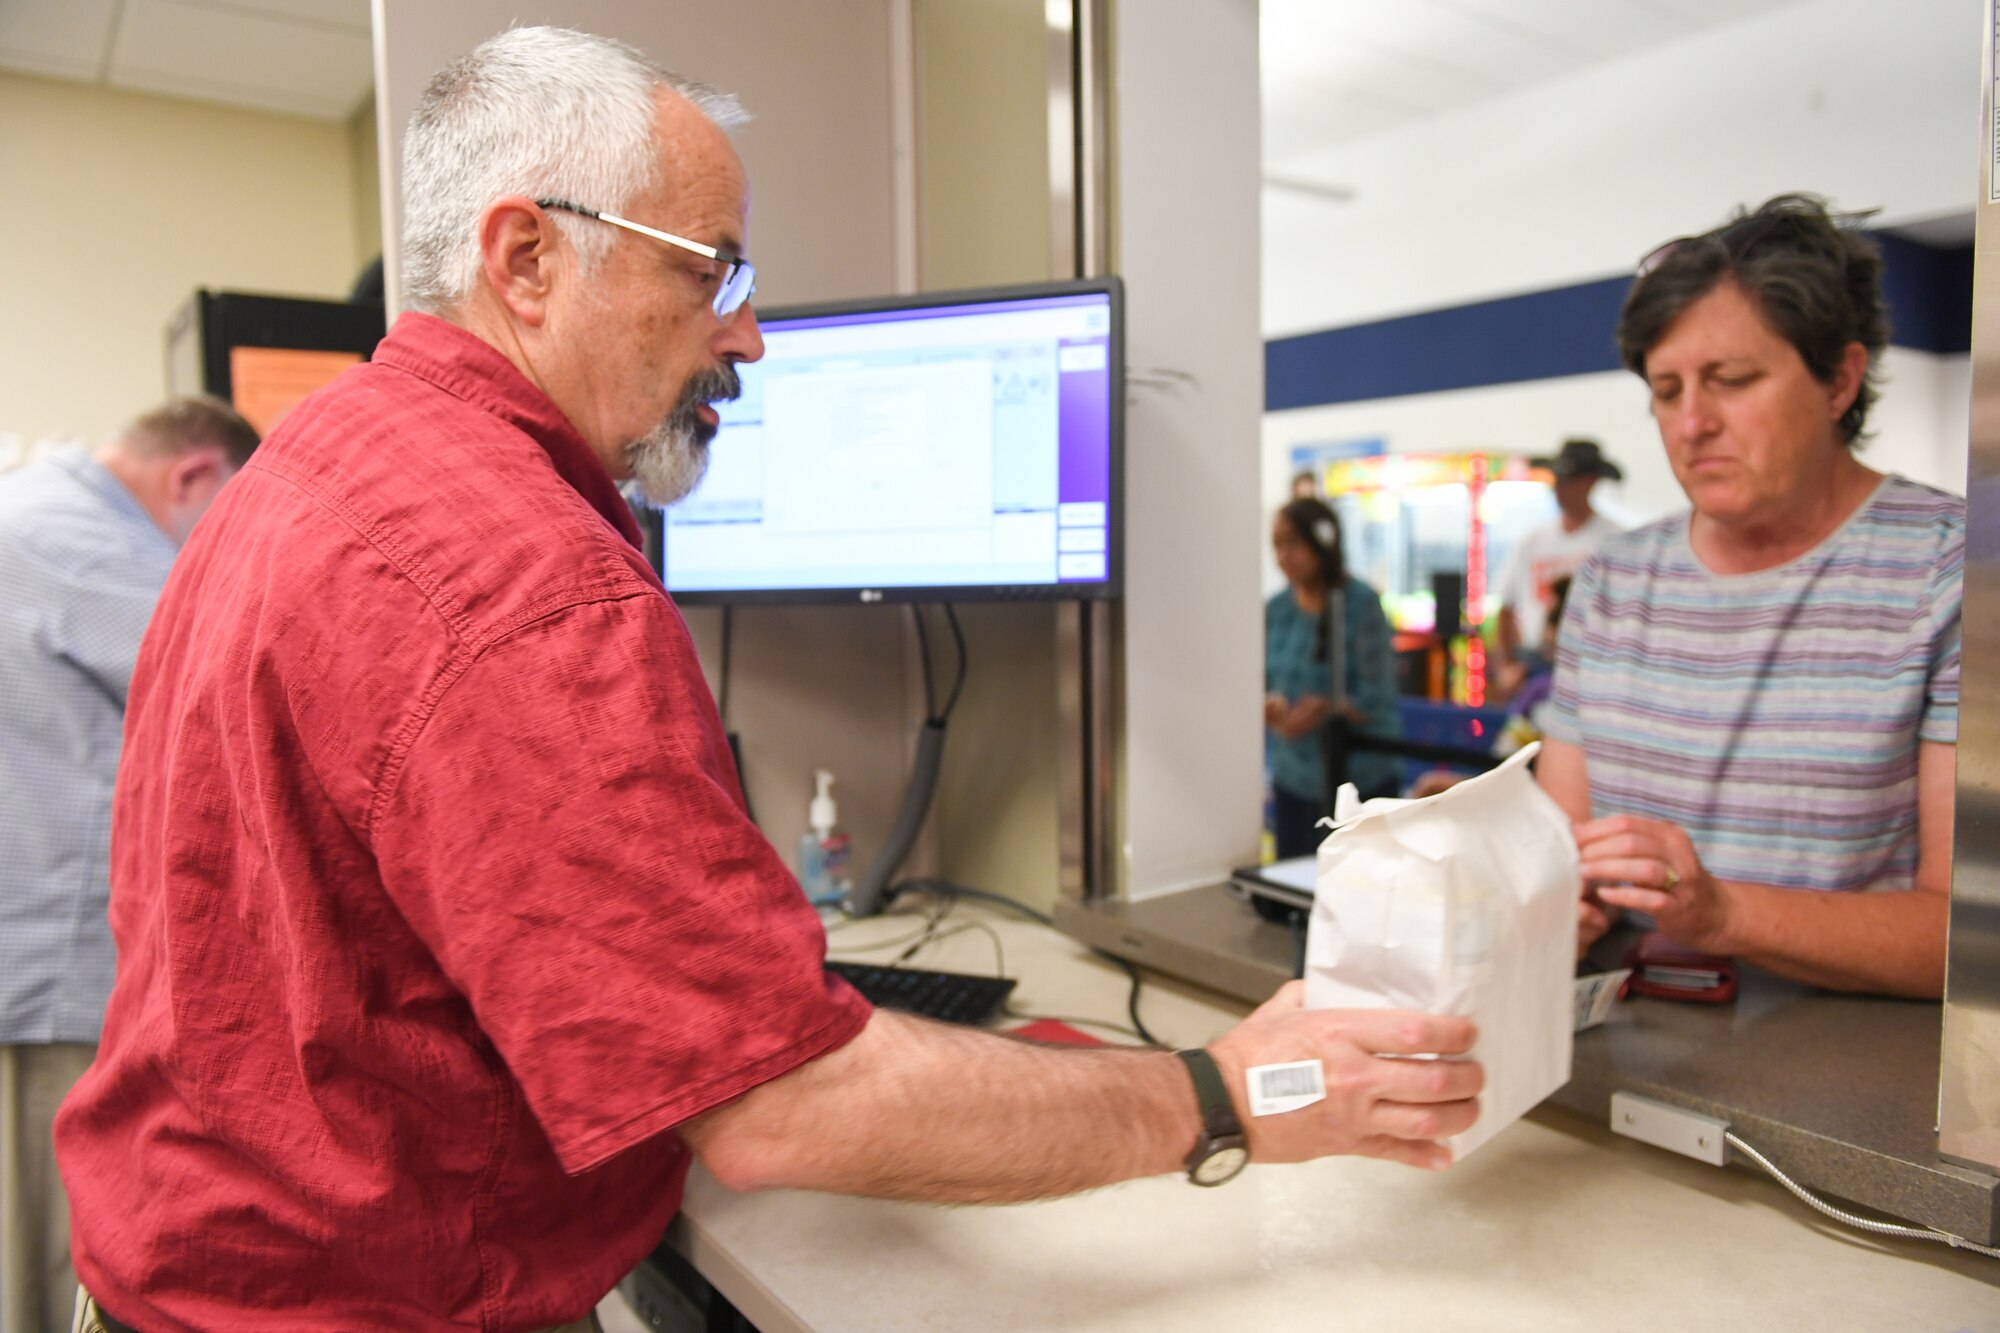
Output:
[1542, 474, 1961, 895]
[0, 447, 176, 1043]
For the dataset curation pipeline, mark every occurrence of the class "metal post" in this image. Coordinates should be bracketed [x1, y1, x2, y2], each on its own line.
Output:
[1940, 0, 2000, 1177]
[1054, 0, 1121, 901]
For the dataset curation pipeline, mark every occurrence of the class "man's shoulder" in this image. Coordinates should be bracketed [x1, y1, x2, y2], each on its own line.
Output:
[237, 358, 658, 646]
[0, 452, 154, 576]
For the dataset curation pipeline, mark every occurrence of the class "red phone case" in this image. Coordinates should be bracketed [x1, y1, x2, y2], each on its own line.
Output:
[1625, 930, 1738, 1003]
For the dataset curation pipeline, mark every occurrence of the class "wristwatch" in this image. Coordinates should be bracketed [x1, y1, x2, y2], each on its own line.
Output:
[1174, 1048, 1249, 1186]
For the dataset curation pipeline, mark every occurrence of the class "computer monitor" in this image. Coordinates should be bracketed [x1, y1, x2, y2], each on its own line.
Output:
[658, 276, 1123, 604]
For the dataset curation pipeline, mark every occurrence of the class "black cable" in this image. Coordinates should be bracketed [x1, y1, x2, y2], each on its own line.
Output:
[902, 920, 1007, 976]
[1100, 950, 1164, 1049]
[727, 732, 756, 826]
[716, 605, 755, 824]
[940, 604, 968, 721]
[900, 880, 1164, 1048]
[719, 605, 733, 722]
[901, 879, 1051, 925]
[909, 605, 938, 722]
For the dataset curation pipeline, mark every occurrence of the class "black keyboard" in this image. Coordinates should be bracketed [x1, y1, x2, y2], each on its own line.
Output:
[826, 960, 1017, 1026]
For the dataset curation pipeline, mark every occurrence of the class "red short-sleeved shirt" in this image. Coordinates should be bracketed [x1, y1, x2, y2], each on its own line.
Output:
[54, 313, 872, 1333]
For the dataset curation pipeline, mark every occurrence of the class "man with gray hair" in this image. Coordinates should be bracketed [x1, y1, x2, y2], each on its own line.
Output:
[0, 396, 256, 1333]
[58, 28, 1481, 1333]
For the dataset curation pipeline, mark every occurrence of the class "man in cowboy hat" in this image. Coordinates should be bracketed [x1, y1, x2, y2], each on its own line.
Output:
[1495, 438, 1623, 695]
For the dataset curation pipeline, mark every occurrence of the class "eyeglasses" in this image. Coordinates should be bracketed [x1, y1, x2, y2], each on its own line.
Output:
[536, 198, 757, 318]
[1635, 212, 1787, 280]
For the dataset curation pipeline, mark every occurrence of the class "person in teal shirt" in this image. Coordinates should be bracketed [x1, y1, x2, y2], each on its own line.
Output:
[1264, 498, 1403, 859]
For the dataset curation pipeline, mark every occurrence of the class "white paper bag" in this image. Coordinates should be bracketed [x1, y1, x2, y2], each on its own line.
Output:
[1303, 743, 1578, 1158]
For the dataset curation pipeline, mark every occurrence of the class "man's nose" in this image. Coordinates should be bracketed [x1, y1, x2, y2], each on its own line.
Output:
[718, 303, 764, 363]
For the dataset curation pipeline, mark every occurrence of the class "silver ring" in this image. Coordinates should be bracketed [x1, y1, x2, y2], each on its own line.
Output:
[1662, 865, 1682, 891]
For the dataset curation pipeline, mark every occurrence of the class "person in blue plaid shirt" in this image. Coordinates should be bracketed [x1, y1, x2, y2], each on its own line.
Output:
[0, 396, 256, 1333]
[1264, 497, 1403, 860]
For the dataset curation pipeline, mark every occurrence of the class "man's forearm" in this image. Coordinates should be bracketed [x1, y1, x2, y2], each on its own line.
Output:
[681, 1008, 1197, 1203]
[1717, 880, 1948, 998]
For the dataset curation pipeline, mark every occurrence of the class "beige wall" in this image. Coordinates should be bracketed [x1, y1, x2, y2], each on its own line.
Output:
[916, 0, 1052, 291]
[349, 94, 383, 272]
[0, 73, 361, 445]
[373, 2, 908, 312]
[914, 0, 1066, 910]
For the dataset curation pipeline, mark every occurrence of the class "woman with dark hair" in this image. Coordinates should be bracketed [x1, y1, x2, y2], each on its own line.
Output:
[1539, 193, 1962, 998]
[1264, 497, 1402, 859]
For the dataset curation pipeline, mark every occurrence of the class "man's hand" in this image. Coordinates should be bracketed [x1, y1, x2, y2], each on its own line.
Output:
[1275, 694, 1334, 741]
[1264, 692, 1289, 730]
[1207, 982, 1482, 1171]
[1575, 814, 1731, 952]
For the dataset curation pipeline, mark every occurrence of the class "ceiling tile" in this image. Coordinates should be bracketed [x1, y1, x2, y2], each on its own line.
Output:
[1439, 0, 1685, 60]
[1266, 85, 1424, 161]
[0, 0, 117, 77]
[1269, 42, 1491, 115]
[108, 64, 358, 119]
[202, 0, 370, 31]
[107, 0, 371, 119]
[1260, 0, 1825, 166]
[1266, 0, 1583, 86]
[1643, 0, 1805, 26]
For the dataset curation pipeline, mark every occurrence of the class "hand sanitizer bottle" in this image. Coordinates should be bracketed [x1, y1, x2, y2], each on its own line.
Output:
[798, 769, 849, 898]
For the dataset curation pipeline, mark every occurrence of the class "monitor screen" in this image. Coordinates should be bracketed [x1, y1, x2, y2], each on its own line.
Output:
[658, 276, 1122, 604]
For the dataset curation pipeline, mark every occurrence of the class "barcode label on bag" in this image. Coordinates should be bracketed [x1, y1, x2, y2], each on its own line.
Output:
[1245, 1060, 1326, 1116]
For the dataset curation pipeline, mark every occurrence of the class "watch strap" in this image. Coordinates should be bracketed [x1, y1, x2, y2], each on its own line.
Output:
[1174, 1047, 1247, 1181]
[1175, 1048, 1238, 1136]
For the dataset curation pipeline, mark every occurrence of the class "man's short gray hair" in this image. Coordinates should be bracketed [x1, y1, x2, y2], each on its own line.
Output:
[399, 26, 748, 315]
[124, 395, 260, 470]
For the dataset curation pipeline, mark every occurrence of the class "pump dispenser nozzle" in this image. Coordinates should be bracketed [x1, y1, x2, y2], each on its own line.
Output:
[810, 769, 838, 839]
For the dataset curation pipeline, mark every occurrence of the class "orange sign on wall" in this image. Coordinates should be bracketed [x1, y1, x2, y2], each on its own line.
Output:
[228, 347, 362, 436]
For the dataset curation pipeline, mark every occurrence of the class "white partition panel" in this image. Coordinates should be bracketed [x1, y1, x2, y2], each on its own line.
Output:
[1113, 0, 1266, 898]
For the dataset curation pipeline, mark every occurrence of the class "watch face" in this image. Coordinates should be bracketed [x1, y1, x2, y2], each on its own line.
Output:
[1191, 1143, 1249, 1186]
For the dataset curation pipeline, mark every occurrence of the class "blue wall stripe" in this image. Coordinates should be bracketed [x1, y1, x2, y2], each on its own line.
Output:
[1267, 237, 1973, 412]
[1875, 235, 1974, 356]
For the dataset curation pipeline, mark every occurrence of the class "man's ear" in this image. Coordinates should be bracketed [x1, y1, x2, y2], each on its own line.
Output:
[166, 446, 227, 505]
[478, 196, 560, 327]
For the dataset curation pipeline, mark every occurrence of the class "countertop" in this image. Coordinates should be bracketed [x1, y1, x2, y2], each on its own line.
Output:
[666, 901, 2000, 1332]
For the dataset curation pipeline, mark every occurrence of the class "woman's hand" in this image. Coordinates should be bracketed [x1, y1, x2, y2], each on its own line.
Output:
[1574, 814, 1732, 953]
[1275, 694, 1334, 741]
[1576, 885, 1616, 960]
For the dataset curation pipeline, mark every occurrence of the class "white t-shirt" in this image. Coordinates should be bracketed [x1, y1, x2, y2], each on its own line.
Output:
[1499, 512, 1620, 652]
